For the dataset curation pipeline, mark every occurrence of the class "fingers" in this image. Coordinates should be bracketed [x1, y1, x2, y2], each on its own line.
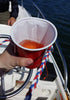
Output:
[6, 42, 34, 67]
[8, 17, 16, 26]
[0, 50, 33, 71]
[13, 57, 34, 67]
[8, 19, 11, 26]
[8, 20, 13, 26]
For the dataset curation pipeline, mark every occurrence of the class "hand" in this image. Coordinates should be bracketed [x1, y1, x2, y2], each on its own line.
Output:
[8, 17, 16, 26]
[0, 41, 33, 76]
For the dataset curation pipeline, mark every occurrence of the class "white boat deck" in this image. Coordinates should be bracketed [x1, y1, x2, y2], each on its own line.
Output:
[7, 80, 58, 100]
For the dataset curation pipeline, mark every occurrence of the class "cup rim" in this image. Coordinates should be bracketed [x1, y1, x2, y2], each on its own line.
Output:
[10, 17, 58, 51]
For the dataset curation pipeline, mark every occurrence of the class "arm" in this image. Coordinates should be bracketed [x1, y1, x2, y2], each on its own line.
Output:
[8, 0, 19, 25]
[10, 0, 19, 19]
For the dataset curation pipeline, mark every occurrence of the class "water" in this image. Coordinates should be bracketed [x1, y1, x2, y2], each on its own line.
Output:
[19, 0, 70, 90]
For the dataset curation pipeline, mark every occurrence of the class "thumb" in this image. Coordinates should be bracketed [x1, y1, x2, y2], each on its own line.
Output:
[13, 57, 34, 67]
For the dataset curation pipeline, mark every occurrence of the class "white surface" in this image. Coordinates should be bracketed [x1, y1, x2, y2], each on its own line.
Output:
[17, 5, 31, 20]
[0, 24, 11, 35]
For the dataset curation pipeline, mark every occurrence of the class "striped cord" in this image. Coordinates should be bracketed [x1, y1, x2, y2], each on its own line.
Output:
[0, 39, 10, 45]
[24, 46, 53, 100]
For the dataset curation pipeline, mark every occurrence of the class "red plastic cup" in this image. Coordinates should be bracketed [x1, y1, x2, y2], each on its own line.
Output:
[10, 17, 57, 69]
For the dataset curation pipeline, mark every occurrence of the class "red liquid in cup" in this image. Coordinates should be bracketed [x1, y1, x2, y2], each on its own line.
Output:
[19, 40, 44, 49]
[18, 40, 45, 69]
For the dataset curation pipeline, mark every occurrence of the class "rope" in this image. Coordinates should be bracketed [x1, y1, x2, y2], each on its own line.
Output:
[24, 46, 53, 100]
[0, 39, 10, 45]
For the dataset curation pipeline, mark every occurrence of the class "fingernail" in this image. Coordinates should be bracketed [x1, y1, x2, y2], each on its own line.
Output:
[26, 59, 33, 66]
